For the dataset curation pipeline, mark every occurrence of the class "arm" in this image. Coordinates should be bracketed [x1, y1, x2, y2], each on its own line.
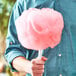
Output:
[12, 56, 32, 74]
[5, 0, 47, 76]
[12, 56, 47, 76]
[5, 0, 27, 72]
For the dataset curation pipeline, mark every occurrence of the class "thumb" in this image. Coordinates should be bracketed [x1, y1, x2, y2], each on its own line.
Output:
[41, 56, 47, 61]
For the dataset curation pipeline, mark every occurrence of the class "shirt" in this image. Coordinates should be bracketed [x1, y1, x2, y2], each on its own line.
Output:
[5, 0, 76, 76]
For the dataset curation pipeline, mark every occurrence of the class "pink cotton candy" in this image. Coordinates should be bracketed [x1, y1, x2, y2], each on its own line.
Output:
[15, 8, 64, 50]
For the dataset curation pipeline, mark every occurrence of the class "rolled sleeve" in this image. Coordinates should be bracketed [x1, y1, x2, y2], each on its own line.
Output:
[5, 49, 26, 71]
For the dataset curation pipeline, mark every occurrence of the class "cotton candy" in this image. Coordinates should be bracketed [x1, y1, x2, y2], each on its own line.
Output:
[15, 8, 64, 50]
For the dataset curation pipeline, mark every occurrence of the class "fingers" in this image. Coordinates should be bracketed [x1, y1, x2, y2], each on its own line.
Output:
[32, 73, 42, 76]
[32, 56, 47, 65]
[31, 57, 47, 76]
[33, 69, 44, 74]
[41, 56, 47, 61]
[32, 64, 44, 70]
[32, 59, 45, 65]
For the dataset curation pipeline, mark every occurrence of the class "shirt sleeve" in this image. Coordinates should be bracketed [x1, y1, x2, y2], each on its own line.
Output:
[4, 0, 30, 72]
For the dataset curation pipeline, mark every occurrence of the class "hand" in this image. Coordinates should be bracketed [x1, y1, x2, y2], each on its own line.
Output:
[31, 57, 47, 76]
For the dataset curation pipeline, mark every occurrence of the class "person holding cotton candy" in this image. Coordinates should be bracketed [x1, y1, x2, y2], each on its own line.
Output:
[5, 0, 76, 76]
[14, 8, 64, 76]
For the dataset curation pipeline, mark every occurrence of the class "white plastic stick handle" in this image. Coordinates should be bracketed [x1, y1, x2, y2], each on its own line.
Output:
[37, 50, 43, 59]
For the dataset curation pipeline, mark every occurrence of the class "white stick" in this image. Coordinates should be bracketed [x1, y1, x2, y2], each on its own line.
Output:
[37, 50, 43, 59]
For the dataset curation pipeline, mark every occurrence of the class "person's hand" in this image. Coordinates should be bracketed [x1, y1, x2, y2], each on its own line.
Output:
[31, 57, 47, 76]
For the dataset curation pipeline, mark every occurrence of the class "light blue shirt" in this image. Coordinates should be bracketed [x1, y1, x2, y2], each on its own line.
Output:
[5, 0, 76, 76]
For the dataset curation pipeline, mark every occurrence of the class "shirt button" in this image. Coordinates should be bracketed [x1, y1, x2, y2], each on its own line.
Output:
[58, 54, 62, 57]
[59, 74, 62, 76]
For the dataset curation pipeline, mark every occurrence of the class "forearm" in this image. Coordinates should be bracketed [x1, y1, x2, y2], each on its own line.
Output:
[12, 56, 32, 74]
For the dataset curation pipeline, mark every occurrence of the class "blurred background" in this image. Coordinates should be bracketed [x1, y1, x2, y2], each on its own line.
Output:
[0, 0, 25, 76]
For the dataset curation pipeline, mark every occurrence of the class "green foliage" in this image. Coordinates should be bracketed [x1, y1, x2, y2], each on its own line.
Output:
[0, 1, 16, 75]
[0, 0, 16, 36]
